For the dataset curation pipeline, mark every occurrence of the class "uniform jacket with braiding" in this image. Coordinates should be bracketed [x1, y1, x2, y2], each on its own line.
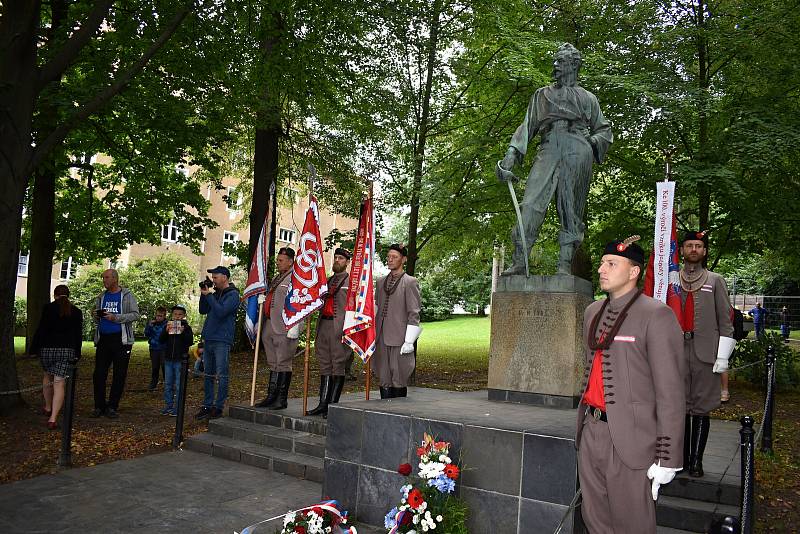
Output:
[682, 270, 734, 364]
[375, 273, 421, 347]
[317, 271, 350, 338]
[575, 288, 686, 470]
[266, 271, 293, 336]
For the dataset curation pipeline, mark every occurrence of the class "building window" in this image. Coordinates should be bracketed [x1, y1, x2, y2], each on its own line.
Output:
[278, 227, 296, 244]
[225, 186, 243, 212]
[60, 257, 77, 280]
[222, 231, 238, 259]
[162, 219, 180, 243]
[18, 254, 29, 277]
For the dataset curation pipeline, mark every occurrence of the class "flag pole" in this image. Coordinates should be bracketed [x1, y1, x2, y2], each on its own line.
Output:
[302, 317, 311, 415]
[365, 181, 374, 401]
[250, 295, 266, 406]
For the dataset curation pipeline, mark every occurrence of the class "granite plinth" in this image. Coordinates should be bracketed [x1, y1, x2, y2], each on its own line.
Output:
[323, 388, 580, 534]
[489, 274, 594, 407]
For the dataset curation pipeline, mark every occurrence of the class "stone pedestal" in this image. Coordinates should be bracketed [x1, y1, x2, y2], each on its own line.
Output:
[488, 274, 594, 409]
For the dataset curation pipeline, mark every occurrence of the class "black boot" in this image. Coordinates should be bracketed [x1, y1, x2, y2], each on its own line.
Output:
[255, 371, 278, 407]
[307, 376, 332, 416]
[681, 414, 692, 472]
[393, 387, 407, 398]
[689, 415, 710, 478]
[379, 386, 393, 399]
[267, 371, 292, 410]
[323, 376, 346, 419]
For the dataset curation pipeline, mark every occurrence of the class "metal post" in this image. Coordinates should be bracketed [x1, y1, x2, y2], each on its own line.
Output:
[739, 416, 755, 534]
[58, 357, 79, 467]
[761, 346, 776, 454]
[173, 353, 189, 449]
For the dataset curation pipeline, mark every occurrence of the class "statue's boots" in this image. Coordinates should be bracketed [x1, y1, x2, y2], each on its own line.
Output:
[322, 376, 346, 419]
[689, 415, 710, 477]
[307, 375, 332, 416]
[255, 371, 278, 407]
[556, 243, 576, 275]
[501, 245, 530, 276]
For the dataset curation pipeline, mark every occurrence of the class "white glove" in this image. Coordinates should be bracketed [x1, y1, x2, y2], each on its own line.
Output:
[287, 323, 301, 340]
[647, 461, 680, 500]
[713, 336, 736, 373]
[400, 324, 422, 355]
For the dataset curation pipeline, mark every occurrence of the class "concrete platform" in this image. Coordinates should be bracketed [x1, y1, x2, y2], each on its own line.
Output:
[322, 387, 743, 533]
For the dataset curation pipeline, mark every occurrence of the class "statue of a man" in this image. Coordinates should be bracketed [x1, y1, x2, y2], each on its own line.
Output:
[497, 43, 613, 276]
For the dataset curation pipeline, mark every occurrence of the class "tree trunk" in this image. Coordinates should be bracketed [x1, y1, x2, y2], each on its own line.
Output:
[25, 167, 58, 354]
[696, 0, 711, 230]
[249, 117, 280, 262]
[406, 0, 443, 276]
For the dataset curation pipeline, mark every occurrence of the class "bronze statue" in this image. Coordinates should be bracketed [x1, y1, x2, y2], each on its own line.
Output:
[497, 44, 613, 276]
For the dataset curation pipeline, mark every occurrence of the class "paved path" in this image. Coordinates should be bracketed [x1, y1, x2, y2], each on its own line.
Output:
[0, 450, 379, 534]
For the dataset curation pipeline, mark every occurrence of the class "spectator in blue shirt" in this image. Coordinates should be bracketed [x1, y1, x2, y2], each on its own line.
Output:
[92, 269, 140, 418]
[195, 266, 240, 420]
[749, 303, 768, 340]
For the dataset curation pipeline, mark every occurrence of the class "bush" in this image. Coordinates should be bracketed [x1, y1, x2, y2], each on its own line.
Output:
[68, 253, 198, 340]
[14, 297, 26, 330]
[419, 277, 458, 322]
[730, 332, 799, 389]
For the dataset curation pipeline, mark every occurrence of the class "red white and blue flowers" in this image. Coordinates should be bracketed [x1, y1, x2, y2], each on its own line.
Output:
[384, 433, 468, 534]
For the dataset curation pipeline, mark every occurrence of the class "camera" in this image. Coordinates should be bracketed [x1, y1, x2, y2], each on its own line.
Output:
[199, 277, 213, 290]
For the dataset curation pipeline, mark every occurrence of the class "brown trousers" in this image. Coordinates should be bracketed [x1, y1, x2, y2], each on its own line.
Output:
[578, 415, 656, 534]
[262, 328, 298, 373]
[372, 340, 415, 387]
[315, 319, 351, 375]
[685, 340, 719, 415]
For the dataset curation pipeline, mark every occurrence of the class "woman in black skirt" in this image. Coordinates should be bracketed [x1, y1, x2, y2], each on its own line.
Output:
[30, 284, 83, 430]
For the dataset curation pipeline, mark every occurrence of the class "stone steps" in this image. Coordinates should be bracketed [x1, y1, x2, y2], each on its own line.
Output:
[661, 472, 740, 507]
[656, 495, 741, 533]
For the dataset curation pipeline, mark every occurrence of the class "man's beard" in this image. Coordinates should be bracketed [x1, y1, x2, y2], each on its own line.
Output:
[332, 264, 345, 274]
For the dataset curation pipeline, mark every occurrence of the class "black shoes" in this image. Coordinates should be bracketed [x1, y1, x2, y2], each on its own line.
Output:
[105, 408, 119, 419]
[210, 407, 223, 419]
[256, 371, 279, 408]
[392, 387, 407, 398]
[195, 406, 212, 420]
[688, 415, 710, 478]
[265, 372, 292, 410]
[91, 408, 105, 418]
[379, 386, 393, 399]
[307, 375, 332, 416]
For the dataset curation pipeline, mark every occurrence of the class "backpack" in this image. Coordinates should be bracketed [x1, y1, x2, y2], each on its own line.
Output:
[731, 307, 746, 341]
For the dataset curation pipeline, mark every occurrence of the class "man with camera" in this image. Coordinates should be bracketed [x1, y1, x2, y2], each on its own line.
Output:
[196, 265, 240, 420]
[92, 269, 140, 418]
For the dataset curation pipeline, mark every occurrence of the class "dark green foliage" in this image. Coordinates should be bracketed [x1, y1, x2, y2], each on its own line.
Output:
[730, 332, 799, 389]
[14, 298, 27, 331]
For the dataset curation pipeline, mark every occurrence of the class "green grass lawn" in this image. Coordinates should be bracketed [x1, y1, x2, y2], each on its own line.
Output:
[417, 315, 490, 368]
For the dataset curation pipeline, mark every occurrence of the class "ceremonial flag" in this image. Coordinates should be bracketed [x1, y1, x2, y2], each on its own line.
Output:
[644, 181, 683, 323]
[283, 195, 328, 328]
[343, 197, 376, 362]
[243, 212, 271, 347]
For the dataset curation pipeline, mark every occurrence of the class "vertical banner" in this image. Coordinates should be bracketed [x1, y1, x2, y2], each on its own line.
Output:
[343, 197, 376, 362]
[644, 181, 683, 323]
[243, 213, 271, 347]
[283, 195, 328, 328]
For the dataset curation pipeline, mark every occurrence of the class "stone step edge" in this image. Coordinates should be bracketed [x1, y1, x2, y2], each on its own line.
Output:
[656, 494, 741, 533]
[659, 474, 740, 507]
[208, 417, 326, 458]
[184, 432, 323, 483]
[228, 405, 328, 437]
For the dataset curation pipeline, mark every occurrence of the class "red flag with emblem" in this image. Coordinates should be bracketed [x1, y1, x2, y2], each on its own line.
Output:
[343, 197, 376, 362]
[282, 195, 328, 329]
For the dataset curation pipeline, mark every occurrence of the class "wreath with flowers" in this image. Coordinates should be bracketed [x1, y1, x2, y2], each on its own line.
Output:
[384, 433, 468, 534]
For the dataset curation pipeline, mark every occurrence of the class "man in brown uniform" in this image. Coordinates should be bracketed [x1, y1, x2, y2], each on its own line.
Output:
[256, 247, 301, 410]
[576, 238, 686, 533]
[374, 244, 422, 399]
[680, 231, 736, 477]
[308, 248, 352, 417]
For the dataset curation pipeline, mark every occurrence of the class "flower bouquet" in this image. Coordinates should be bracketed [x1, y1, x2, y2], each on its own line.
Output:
[384, 433, 468, 534]
[275, 501, 356, 534]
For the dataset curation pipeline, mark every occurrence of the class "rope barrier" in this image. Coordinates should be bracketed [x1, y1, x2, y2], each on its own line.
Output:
[0, 377, 69, 396]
